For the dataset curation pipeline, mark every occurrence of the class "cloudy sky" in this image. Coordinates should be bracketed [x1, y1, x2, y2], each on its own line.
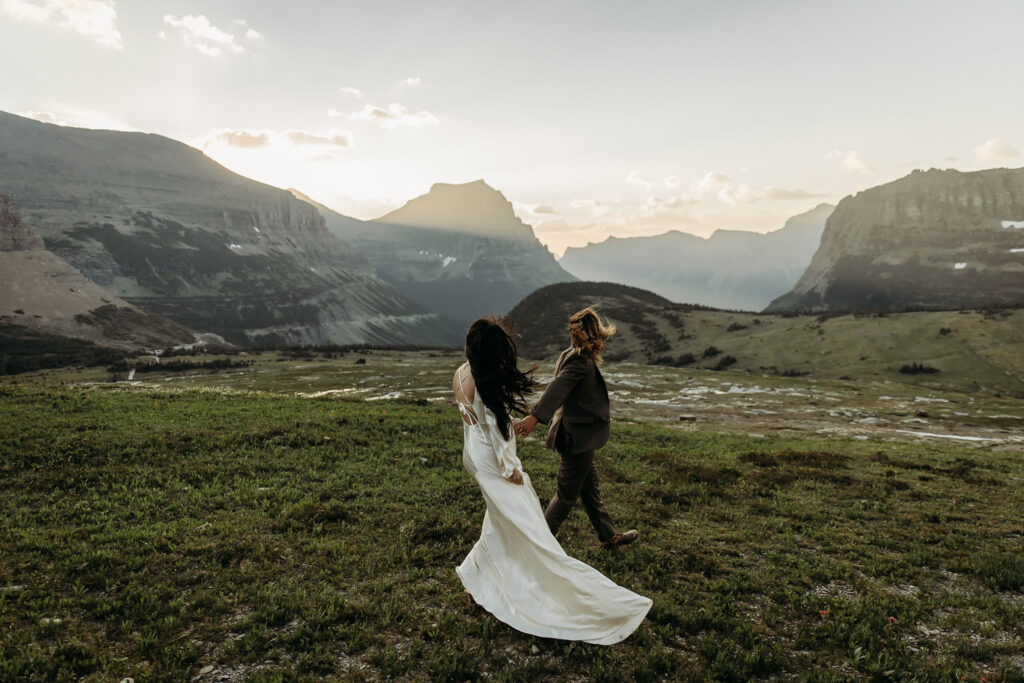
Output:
[2, 1, 1023, 255]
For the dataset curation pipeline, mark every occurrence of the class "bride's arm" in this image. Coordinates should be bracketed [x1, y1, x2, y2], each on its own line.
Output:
[493, 428, 525, 485]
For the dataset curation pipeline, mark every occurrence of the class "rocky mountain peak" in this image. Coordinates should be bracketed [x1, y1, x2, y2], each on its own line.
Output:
[0, 196, 44, 251]
[376, 179, 534, 241]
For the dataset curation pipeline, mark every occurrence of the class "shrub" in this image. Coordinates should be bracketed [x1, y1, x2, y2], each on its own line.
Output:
[975, 552, 1024, 591]
[711, 355, 736, 371]
[702, 346, 721, 358]
[899, 362, 940, 374]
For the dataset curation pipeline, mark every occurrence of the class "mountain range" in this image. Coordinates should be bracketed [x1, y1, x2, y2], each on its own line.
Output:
[559, 203, 834, 311]
[2, 108, 1022, 362]
[292, 180, 575, 328]
[0, 110, 456, 347]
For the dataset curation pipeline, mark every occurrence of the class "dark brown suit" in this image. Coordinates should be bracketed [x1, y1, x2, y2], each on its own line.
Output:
[531, 347, 616, 542]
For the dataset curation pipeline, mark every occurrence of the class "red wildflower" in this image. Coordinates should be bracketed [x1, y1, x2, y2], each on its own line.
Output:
[888, 616, 897, 624]
[819, 610, 829, 616]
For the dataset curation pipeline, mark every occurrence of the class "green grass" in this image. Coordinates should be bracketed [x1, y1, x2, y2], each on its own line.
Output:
[1, 384, 1022, 681]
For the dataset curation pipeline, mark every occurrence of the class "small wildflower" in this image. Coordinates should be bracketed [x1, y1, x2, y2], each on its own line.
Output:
[888, 616, 897, 624]
[819, 610, 829, 616]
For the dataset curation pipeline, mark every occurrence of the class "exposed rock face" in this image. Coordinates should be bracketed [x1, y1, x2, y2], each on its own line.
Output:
[298, 181, 576, 328]
[0, 111, 459, 346]
[0, 196, 198, 349]
[559, 204, 834, 311]
[767, 168, 1024, 312]
[0, 195, 43, 250]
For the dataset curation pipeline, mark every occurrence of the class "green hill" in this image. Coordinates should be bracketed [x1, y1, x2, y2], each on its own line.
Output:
[508, 282, 1024, 396]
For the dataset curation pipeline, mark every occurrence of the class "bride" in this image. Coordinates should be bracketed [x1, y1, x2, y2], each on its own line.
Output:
[452, 317, 651, 645]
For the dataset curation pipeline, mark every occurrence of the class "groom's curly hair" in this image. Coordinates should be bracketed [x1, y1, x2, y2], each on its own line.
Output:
[465, 317, 539, 440]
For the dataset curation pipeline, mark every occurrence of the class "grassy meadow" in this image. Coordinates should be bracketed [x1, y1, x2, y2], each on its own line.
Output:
[2, 383, 1023, 681]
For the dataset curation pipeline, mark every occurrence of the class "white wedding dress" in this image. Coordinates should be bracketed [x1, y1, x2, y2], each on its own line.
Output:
[453, 363, 652, 645]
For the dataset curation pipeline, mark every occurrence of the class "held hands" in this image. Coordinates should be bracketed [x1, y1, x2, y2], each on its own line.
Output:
[513, 415, 539, 437]
[507, 469, 524, 485]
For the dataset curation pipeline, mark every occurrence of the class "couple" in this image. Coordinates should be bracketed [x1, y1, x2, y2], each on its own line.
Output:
[452, 307, 651, 645]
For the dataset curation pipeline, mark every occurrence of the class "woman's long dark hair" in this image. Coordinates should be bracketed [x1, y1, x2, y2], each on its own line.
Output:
[465, 317, 538, 440]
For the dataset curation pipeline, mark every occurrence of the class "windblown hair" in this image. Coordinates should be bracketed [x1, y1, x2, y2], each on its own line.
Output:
[569, 307, 616, 365]
[465, 317, 539, 440]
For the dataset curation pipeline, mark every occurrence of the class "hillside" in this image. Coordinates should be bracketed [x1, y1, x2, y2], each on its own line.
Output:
[0, 196, 198, 360]
[768, 168, 1024, 312]
[0, 111, 458, 346]
[560, 204, 833, 310]
[297, 181, 576, 327]
[507, 281, 1024, 395]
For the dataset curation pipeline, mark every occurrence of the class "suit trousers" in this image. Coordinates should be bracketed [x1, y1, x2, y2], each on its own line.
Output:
[544, 444, 616, 543]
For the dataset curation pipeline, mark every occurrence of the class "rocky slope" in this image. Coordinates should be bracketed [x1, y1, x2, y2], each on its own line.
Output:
[0, 196, 198, 350]
[559, 204, 834, 311]
[767, 168, 1024, 312]
[298, 181, 576, 327]
[0, 111, 458, 346]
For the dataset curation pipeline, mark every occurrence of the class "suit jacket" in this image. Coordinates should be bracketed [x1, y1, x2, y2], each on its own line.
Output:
[531, 347, 610, 454]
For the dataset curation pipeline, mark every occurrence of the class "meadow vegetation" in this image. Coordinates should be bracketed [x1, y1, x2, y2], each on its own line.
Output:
[2, 384, 1022, 681]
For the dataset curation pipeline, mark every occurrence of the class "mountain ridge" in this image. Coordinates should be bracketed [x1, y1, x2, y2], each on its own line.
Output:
[0, 110, 460, 346]
[560, 203, 834, 311]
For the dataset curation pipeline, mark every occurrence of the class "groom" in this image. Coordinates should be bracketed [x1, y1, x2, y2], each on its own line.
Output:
[515, 307, 638, 550]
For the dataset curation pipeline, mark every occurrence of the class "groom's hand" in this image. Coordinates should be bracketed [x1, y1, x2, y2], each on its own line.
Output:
[514, 415, 538, 436]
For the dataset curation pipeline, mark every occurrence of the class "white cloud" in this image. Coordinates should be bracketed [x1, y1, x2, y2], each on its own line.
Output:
[203, 129, 272, 148]
[339, 86, 363, 98]
[285, 130, 352, 147]
[974, 138, 1019, 162]
[19, 110, 62, 124]
[695, 170, 731, 194]
[2, 0, 49, 21]
[626, 170, 653, 190]
[652, 170, 830, 207]
[663, 175, 680, 188]
[199, 128, 354, 150]
[397, 77, 423, 87]
[19, 108, 135, 130]
[531, 204, 557, 215]
[163, 14, 258, 57]
[2, 0, 122, 49]
[349, 103, 438, 129]
[828, 148, 873, 174]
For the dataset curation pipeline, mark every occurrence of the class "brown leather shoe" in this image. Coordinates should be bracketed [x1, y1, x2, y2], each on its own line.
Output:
[601, 529, 639, 550]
